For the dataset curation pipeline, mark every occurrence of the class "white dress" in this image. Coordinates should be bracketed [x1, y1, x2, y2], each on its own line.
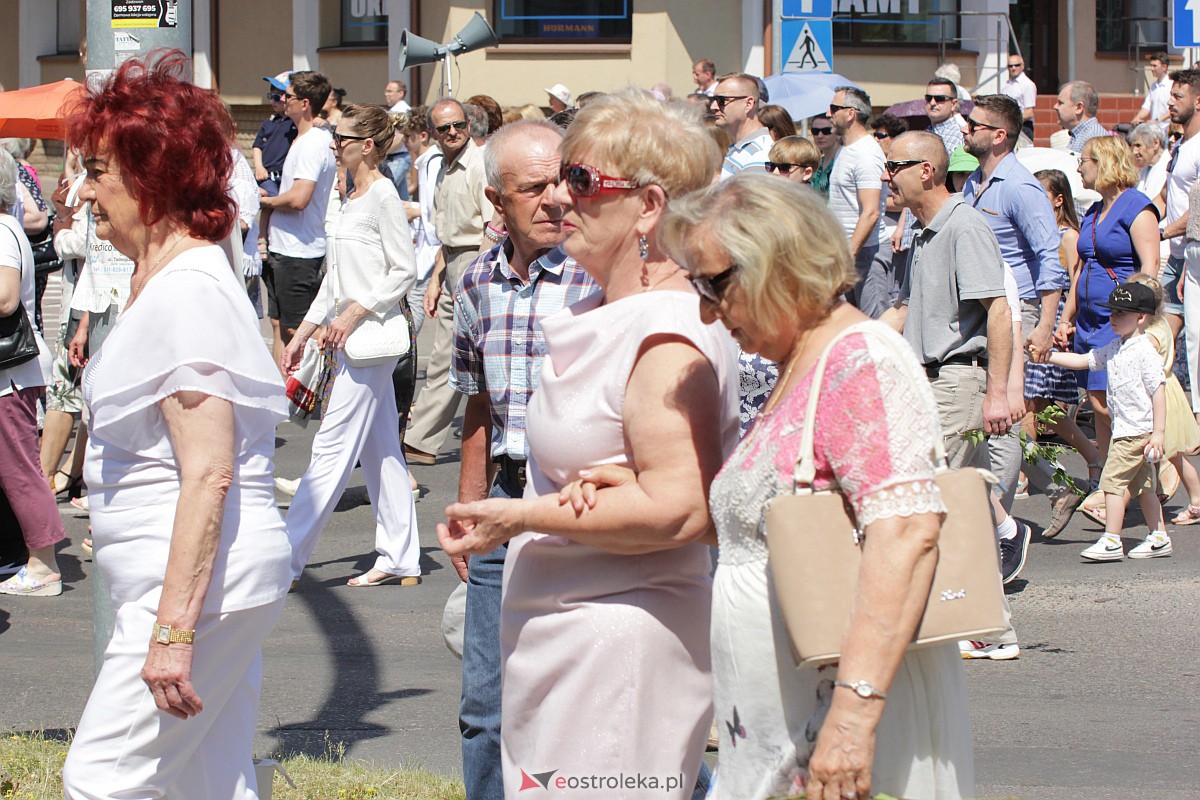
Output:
[65, 245, 292, 799]
[708, 321, 976, 800]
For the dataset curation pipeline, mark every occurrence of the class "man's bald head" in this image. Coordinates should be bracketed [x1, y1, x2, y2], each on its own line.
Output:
[891, 131, 948, 185]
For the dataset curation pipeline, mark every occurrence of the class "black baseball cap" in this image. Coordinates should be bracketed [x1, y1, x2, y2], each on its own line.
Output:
[1101, 282, 1157, 315]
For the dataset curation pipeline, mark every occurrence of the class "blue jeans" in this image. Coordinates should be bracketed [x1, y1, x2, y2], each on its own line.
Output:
[459, 475, 515, 800]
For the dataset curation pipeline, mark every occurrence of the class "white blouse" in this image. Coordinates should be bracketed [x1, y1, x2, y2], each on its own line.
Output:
[303, 177, 418, 327]
[82, 245, 292, 612]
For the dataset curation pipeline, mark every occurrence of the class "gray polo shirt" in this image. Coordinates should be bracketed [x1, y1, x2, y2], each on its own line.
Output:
[901, 194, 1006, 365]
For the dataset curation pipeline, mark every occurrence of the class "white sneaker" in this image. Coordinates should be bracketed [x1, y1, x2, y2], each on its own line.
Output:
[959, 640, 1020, 660]
[1081, 534, 1124, 562]
[274, 476, 301, 497]
[1128, 531, 1172, 559]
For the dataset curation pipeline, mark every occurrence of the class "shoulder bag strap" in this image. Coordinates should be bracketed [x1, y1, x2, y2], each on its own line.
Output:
[793, 323, 949, 494]
[2, 223, 24, 281]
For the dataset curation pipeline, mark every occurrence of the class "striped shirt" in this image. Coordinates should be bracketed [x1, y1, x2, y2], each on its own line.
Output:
[721, 128, 773, 178]
[450, 244, 598, 460]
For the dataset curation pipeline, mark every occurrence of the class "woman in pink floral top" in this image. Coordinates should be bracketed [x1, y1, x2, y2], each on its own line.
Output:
[660, 175, 976, 800]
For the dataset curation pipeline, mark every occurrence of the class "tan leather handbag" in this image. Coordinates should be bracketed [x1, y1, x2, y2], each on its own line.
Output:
[766, 324, 1008, 668]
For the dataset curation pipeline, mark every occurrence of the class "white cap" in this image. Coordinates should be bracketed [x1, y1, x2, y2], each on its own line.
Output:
[544, 83, 571, 107]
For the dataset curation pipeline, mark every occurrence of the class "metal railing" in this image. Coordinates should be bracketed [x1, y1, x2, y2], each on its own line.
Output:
[930, 10, 1023, 95]
[1128, 17, 1171, 96]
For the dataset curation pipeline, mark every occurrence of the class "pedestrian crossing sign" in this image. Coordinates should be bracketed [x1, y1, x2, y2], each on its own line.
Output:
[782, 18, 833, 73]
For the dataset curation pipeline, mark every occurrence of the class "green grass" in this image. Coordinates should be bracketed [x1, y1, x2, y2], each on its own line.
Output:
[0, 730, 466, 800]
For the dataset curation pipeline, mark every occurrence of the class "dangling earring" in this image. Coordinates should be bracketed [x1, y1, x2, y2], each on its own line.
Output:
[638, 235, 649, 261]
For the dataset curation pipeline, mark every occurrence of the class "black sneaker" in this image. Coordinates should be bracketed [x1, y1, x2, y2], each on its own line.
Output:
[1000, 521, 1032, 584]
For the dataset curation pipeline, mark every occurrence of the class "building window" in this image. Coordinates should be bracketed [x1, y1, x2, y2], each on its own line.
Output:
[57, 0, 82, 55]
[832, 0, 959, 47]
[342, 0, 387, 46]
[1096, 0, 1168, 54]
[493, 0, 633, 44]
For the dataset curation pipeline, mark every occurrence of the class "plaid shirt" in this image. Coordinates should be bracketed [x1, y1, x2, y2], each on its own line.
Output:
[450, 243, 598, 460]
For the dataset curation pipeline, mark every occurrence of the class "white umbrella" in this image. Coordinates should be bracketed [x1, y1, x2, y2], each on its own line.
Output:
[1013, 147, 1101, 219]
[761, 72, 863, 121]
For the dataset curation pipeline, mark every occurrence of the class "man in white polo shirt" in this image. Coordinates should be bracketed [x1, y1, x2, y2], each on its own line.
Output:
[260, 70, 337, 363]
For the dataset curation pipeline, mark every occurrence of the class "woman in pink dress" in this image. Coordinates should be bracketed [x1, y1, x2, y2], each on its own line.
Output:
[437, 90, 739, 798]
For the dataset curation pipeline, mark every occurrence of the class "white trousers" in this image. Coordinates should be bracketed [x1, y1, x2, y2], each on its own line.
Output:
[1183, 245, 1200, 412]
[286, 355, 421, 579]
[63, 595, 285, 799]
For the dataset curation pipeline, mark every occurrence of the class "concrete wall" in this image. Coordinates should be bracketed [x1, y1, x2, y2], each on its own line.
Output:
[217, 0, 295, 103]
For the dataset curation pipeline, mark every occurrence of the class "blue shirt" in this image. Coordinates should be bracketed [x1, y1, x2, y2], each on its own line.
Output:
[962, 152, 1066, 299]
[251, 114, 297, 175]
[450, 244, 598, 459]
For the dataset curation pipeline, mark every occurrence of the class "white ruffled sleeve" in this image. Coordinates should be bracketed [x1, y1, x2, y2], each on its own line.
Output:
[85, 252, 287, 457]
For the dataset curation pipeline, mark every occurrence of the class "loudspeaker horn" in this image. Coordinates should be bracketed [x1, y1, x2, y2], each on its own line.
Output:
[399, 30, 445, 70]
[447, 11, 499, 55]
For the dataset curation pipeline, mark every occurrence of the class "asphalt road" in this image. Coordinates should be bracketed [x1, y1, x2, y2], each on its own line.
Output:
[2, 327, 1198, 798]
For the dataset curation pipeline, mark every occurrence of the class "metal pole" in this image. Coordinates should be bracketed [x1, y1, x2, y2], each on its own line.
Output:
[996, 18, 1003, 94]
[443, 51, 453, 97]
[85, 0, 194, 675]
[1067, 0, 1076, 81]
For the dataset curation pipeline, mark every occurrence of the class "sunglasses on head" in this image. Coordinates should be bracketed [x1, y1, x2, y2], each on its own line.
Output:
[811, 126, 834, 135]
[688, 263, 739, 304]
[710, 94, 750, 110]
[559, 163, 638, 198]
[884, 159, 925, 174]
[332, 130, 370, 147]
[435, 120, 469, 135]
[925, 93, 954, 104]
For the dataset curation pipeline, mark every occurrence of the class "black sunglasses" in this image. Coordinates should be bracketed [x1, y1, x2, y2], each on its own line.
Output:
[828, 103, 853, 115]
[764, 162, 804, 175]
[283, 91, 299, 101]
[688, 263, 739, 304]
[924, 94, 954, 104]
[1007, 63, 1023, 69]
[884, 159, 925, 174]
[268, 92, 283, 103]
[710, 94, 750, 110]
[559, 163, 638, 198]
[332, 131, 371, 147]
[434, 120, 469, 135]
[964, 117, 1003, 133]
[873, 131, 890, 140]
[811, 126, 834, 135]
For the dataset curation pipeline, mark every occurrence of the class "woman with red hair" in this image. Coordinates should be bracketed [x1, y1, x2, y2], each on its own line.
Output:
[60, 51, 292, 799]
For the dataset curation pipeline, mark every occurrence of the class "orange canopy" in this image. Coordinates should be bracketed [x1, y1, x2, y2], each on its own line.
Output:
[0, 80, 86, 140]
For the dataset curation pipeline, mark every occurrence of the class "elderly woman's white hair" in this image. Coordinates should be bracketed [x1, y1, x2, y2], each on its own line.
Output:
[0, 138, 31, 160]
[0, 149, 19, 213]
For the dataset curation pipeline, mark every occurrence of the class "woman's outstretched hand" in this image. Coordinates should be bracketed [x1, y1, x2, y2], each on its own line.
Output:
[438, 498, 527, 557]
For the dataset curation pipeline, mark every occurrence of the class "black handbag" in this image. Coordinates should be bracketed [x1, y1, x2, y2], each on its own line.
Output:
[28, 222, 62, 276]
[0, 226, 40, 370]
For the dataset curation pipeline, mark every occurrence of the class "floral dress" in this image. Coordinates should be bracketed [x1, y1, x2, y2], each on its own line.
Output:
[708, 320, 976, 800]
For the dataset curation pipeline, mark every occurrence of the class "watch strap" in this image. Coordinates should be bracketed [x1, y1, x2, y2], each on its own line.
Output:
[152, 622, 196, 645]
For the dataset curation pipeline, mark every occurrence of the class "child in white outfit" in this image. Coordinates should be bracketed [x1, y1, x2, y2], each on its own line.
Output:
[1047, 281, 1172, 560]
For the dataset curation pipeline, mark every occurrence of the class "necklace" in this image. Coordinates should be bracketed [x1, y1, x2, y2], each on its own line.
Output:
[762, 326, 817, 415]
[640, 263, 681, 292]
[131, 232, 189, 298]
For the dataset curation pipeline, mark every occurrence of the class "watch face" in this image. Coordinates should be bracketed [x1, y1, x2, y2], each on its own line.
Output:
[855, 684, 871, 697]
[155, 626, 170, 644]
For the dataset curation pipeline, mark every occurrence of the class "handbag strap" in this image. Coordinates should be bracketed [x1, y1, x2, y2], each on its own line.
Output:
[2, 223, 24, 281]
[793, 321, 948, 493]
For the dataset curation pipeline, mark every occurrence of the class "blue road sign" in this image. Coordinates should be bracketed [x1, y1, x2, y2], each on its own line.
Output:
[782, 0, 834, 18]
[1174, 0, 1200, 47]
[781, 17, 833, 73]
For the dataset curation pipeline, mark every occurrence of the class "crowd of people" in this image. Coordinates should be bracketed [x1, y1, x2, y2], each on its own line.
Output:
[0, 45, 1197, 800]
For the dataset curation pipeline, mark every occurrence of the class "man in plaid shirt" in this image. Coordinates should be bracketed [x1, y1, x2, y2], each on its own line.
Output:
[446, 119, 597, 800]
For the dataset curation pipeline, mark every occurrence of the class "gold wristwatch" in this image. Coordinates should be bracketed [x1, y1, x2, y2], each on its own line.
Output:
[152, 622, 195, 645]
